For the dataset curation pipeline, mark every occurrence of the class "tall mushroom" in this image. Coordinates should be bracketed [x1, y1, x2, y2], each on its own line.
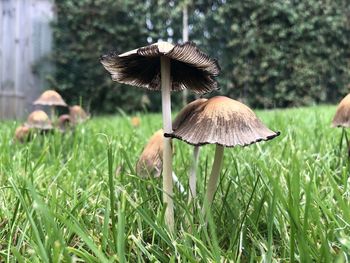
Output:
[165, 96, 279, 212]
[136, 129, 184, 193]
[24, 110, 53, 131]
[100, 41, 220, 230]
[332, 93, 350, 155]
[33, 90, 67, 120]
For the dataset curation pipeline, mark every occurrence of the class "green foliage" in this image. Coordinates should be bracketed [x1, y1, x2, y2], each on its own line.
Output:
[51, 0, 149, 113]
[50, 0, 350, 113]
[200, 0, 350, 107]
[1, 106, 350, 261]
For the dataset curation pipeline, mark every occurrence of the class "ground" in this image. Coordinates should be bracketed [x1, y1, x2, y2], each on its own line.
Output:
[0, 105, 349, 262]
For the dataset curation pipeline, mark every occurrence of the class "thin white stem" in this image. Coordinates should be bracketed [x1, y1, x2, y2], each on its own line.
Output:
[51, 106, 56, 121]
[188, 146, 200, 203]
[172, 172, 185, 194]
[161, 56, 174, 232]
[203, 145, 224, 213]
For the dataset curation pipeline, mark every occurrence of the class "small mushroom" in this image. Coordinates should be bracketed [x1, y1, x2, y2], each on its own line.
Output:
[165, 96, 279, 211]
[24, 110, 53, 130]
[14, 125, 31, 143]
[332, 94, 350, 127]
[131, 116, 141, 128]
[69, 105, 89, 124]
[136, 129, 184, 192]
[332, 94, 350, 155]
[57, 114, 72, 132]
[33, 90, 67, 119]
[101, 41, 220, 230]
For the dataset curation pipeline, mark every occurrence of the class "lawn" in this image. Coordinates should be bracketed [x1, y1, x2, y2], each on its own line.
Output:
[0, 105, 349, 262]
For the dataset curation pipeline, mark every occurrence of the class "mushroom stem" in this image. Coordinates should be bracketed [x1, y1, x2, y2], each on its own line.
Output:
[161, 56, 174, 231]
[188, 146, 200, 203]
[50, 106, 56, 121]
[203, 144, 224, 212]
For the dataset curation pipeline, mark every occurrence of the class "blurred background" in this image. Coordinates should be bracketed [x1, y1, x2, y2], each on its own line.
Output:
[1, 0, 350, 119]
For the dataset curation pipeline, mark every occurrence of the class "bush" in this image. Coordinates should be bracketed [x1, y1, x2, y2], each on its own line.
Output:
[50, 0, 350, 113]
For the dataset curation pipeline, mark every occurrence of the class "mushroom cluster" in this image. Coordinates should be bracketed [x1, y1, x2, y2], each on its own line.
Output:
[14, 90, 89, 143]
[101, 41, 279, 231]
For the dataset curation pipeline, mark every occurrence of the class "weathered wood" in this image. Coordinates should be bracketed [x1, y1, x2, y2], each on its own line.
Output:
[0, 0, 54, 120]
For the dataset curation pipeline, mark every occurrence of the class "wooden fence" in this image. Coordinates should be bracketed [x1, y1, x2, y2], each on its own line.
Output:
[0, 0, 54, 119]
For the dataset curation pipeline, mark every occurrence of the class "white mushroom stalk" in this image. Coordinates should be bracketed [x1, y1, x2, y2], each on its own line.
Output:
[160, 56, 175, 231]
[203, 145, 224, 212]
[188, 146, 200, 202]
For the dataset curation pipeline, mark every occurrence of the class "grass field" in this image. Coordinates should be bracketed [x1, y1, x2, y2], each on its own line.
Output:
[1, 105, 350, 262]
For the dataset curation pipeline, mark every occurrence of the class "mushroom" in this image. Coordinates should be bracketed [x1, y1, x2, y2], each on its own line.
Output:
[57, 114, 72, 132]
[33, 90, 67, 120]
[131, 116, 141, 128]
[136, 129, 184, 193]
[332, 94, 350, 155]
[172, 98, 208, 203]
[24, 110, 53, 130]
[100, 41, 220, 230]
[69, 105, 89, 124]
[165, 96, 280, 211]
[14, 125, 31, 143]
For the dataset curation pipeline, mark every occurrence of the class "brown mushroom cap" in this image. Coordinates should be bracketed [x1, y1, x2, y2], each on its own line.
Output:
[332, 94, 350, 128]
[172, 98, 208, 130]
[25, 110, 52, 130]
[14, 125, 31, 143]
[136, 129, 164, 178]
[100, 41, 220, 94]
[33, 90, 67, 107]
[165, 96, 280, 147]
[69, 105, 89, 124]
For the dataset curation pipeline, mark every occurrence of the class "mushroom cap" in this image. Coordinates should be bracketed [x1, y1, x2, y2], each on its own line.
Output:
[14, 125, 31, 143]
[100, 41, 220, 94]
[69, 105, 89, 124]
[24, 110, 52, 130]
[57, 114, 72, 132]
[131, 116, 141, 127]
[136, 129, 164, 178]
[165, 96, 280, 147]
[33, 90, 67, 107]
[332, 94, 350, 128]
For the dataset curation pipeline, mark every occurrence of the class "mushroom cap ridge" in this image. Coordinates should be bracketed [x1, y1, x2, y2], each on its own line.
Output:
[165, 96, 280, 147]
[332, 94, 350, 128]
[33, 90, 67, 107]
[100, 41, 220, 94]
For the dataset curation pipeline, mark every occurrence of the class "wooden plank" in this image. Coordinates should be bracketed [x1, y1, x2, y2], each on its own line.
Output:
[1, 0, 16, 119]
[0, 0, 55, 119]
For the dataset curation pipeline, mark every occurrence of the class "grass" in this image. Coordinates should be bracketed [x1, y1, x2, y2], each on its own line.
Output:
[0, 105, 350, 262]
